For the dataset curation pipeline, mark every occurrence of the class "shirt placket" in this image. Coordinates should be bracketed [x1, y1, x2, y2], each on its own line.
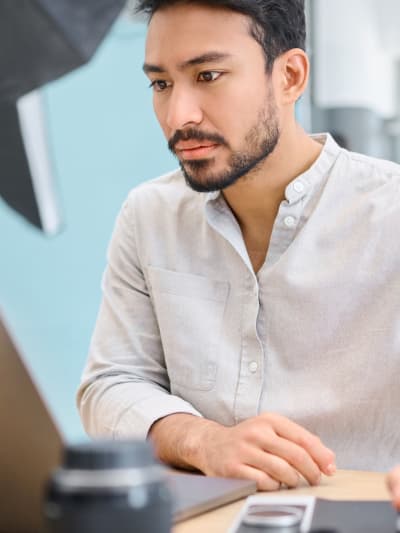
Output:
[233, 269, 265, 422]
[264, 178, 310, 270]
[205, 196, 265, 422]
[234, 179, 311, 421]
[204, 180, 310, 423]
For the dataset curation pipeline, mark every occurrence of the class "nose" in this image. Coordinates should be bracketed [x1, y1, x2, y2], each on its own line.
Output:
[165, 86, 203, 131]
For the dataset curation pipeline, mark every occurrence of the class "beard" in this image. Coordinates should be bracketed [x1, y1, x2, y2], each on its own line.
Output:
[168, 99, 280, 193]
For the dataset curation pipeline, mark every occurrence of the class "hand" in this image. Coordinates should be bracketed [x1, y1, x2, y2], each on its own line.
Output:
[193, 413, 336, 491]
[387, 466, 400, 510]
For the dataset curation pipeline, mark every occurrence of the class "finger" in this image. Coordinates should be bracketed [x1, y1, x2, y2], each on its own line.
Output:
[235, 464, 281, 492]
[247, 449, 301, 488]
[263, 413, 336, 476]
[387, 466, 400, 509]
[260, 434, 321, 486]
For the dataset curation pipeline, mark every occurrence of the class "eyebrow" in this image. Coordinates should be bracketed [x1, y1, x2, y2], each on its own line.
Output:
[142, 52, 233, 74]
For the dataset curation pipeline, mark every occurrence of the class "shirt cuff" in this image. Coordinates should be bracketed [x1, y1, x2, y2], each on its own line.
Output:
[112, 393, 203, 439]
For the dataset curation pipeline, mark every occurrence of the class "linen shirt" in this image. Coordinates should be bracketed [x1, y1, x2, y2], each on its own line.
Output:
[78, 134, 400, 471]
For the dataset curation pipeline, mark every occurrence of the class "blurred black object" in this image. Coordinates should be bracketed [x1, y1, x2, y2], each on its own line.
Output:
[0, 101, 42, 228]
[0, 0, 126, 102]
[44, 440, 172, 533]
[0, 0, 126, 233]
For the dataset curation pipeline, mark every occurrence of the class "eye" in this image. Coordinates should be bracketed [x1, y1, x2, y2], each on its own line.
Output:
[149, 79, 172, 92]
[198, 71, 222, 83]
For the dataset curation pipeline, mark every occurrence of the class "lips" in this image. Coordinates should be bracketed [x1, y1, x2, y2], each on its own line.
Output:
[175, 141, 220, 160]
[175, 140, 216, 150]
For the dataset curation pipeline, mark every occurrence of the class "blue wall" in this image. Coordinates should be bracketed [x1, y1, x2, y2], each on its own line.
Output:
[0, 19, 175, 441]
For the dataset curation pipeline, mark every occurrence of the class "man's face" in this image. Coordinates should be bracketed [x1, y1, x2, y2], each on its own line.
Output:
[144, 3, 281, 192]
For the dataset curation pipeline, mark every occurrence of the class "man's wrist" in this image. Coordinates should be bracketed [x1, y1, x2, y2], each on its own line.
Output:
[179, 416, 221, 471]
[149, 413, 220, 472]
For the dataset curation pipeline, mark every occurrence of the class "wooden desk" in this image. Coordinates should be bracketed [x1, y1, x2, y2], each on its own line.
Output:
[174, 470, 390, 533]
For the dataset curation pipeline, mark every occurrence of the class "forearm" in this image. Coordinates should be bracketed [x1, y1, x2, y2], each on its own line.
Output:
[149, 413, 220, 471]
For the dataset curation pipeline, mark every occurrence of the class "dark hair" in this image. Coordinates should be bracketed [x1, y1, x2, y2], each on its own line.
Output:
[135, 0, 306, 72]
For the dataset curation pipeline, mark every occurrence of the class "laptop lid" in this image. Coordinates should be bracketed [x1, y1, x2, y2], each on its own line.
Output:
[0, 313, 256, 531]
[0, 314, 63, 533]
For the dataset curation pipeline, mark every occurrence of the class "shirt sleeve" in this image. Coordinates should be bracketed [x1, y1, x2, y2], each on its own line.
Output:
[76, 193, 203, 438]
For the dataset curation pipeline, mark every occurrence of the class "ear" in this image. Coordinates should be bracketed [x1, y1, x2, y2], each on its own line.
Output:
[274, 48, 309, 105]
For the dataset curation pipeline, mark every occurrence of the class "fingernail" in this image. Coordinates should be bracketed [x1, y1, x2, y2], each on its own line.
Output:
[326, 463, 336, 475]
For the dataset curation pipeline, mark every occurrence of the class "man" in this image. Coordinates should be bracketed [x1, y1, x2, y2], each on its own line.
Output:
[77, 0, 400, 490]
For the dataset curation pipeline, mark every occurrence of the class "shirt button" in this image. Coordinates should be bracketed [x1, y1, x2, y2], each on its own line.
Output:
[293, 180, 305, 193]
[284, 215, 296, 228]
[249, 361, 258, 373]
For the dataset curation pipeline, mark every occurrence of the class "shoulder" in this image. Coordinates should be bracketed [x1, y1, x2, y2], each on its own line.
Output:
[118, 169, 210, 235]
[329, 150, 400, 226]
[338, 149, 400, 186]
[125, 168, 204, 210]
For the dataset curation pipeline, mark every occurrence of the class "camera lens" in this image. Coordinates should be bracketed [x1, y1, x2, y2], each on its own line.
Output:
[44, 440, 172, 533]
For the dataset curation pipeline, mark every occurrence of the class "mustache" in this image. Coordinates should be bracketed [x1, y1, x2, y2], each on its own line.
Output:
[168, 128, 227, 153]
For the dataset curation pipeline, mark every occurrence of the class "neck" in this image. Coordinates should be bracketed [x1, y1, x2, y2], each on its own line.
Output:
[222, 124, 323, 228]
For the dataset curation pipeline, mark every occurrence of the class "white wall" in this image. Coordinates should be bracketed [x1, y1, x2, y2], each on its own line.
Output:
[313, 0, 399, 118]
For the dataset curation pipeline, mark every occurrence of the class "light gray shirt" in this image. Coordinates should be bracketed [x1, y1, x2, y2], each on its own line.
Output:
[78, 134, 400, 471]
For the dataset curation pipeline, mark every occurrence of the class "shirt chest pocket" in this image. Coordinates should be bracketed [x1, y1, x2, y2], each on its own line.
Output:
[147, 267, 229, 392]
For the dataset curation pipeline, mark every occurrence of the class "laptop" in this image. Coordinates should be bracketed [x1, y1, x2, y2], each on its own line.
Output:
[0, 314, 256, 532]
